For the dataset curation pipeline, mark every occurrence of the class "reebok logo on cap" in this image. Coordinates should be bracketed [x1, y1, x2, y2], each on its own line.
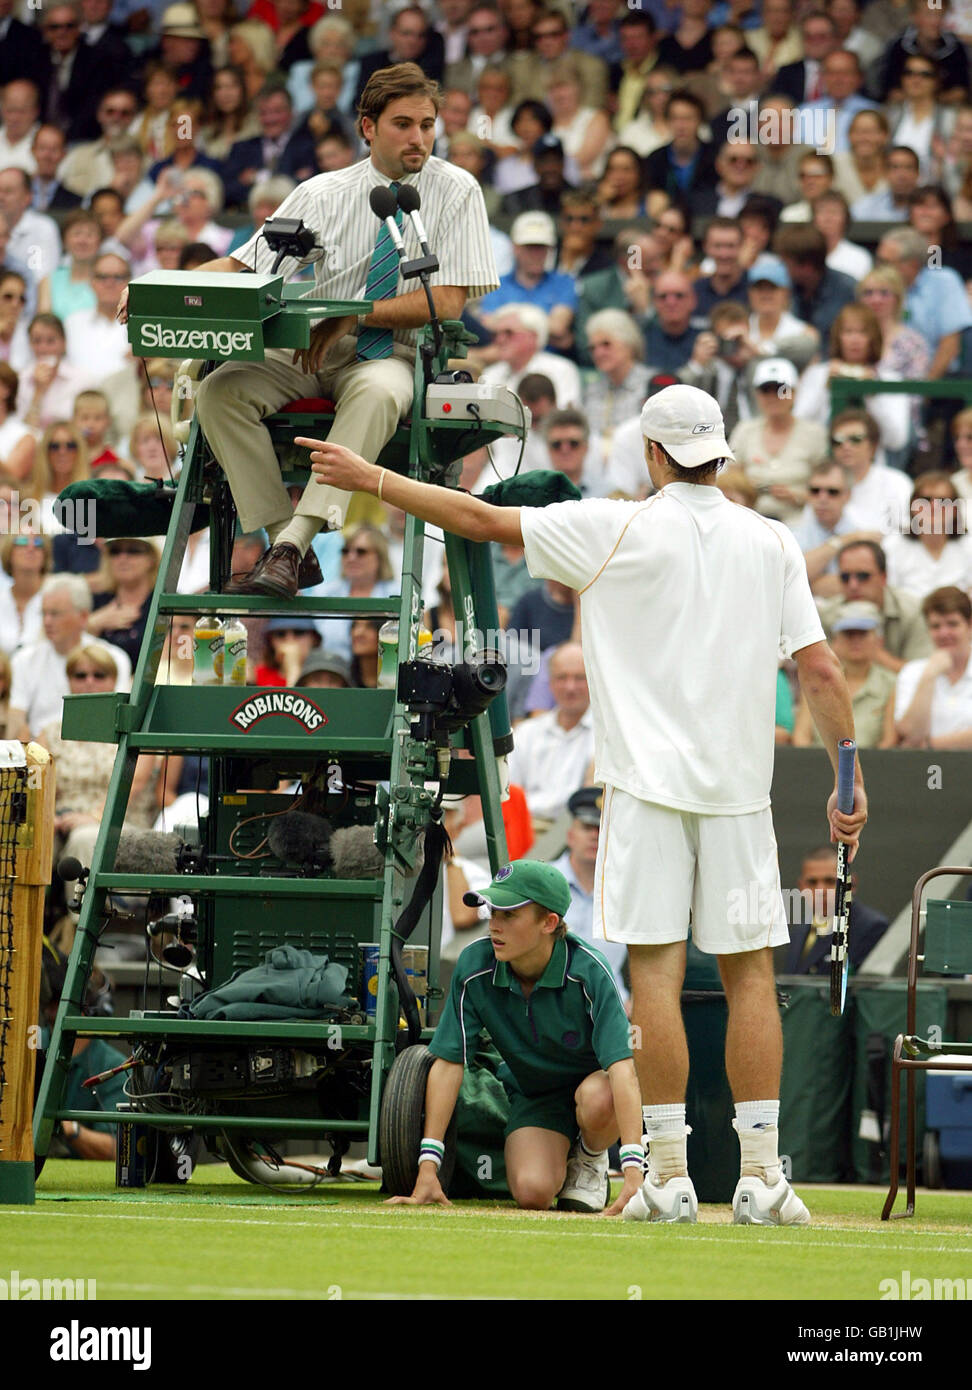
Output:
[692, 423, 714, 435]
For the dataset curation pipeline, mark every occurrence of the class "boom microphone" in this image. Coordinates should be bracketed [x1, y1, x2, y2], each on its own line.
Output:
[114, 830, 184, 876]
[369, 185, 406, 258]
[329, 825, 384, 879]
[395, 184, 431, 255]
[266, 811, 333, 870]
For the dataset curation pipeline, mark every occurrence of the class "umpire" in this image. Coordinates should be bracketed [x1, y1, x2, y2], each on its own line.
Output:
[300, 383, 868, 1227]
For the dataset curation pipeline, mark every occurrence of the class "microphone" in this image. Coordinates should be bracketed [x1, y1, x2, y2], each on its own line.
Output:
[396, 184, 431, 256]
[369, 185, 406, 259]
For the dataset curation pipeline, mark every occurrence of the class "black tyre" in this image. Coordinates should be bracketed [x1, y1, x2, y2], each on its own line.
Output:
[149, 1129, 201, 1184]
[923, 1130, 942, 1189]
[378, 1045, 457, 1196]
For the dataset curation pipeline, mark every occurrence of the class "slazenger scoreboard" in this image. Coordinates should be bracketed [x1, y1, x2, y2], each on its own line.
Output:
[126, 270, 371, 362]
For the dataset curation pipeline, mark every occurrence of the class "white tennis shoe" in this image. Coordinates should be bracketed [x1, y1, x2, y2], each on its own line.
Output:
[622, 1172, 698, 1223]
[732, 1174, 811, 1226]
[557, 1143, 609, 1213]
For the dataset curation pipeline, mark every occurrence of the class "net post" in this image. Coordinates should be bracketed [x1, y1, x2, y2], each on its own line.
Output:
[0, 744, 55, 1204]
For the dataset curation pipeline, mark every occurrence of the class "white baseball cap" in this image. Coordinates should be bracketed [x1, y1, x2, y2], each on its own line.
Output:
[639, 384, 734, 469]
[510, 211, 557, 247]
[752, 356, 798, 391]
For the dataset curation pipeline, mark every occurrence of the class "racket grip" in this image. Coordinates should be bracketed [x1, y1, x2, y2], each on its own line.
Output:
[836, 739, 857, 814]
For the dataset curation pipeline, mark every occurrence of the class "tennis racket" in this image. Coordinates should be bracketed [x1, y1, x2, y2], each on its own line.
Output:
[829, 738, 857, 1017]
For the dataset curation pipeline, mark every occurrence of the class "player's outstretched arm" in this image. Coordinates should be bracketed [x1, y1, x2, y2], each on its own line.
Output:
[384, 1058, 464, 1208]
[603, 1058, 645, 1218]
[794, 641, 868, 860]
[298, 439, 524, 547]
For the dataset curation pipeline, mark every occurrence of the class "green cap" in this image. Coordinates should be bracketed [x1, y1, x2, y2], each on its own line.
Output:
[463, 859, 572, 917]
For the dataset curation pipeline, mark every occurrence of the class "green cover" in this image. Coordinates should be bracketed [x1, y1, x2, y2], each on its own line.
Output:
[779, 978, 854, 1182]
[450, 1045, 511, 1197]
[480, 471, 582, 508]
[56, 480, 210, 538]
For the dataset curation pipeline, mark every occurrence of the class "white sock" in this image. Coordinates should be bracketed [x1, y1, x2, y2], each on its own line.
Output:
[579, 1137, 604, 1159]
[734, 1100, 779, 1132]
[642, 1103, 686, 1139]
[274, 516, 321, 556]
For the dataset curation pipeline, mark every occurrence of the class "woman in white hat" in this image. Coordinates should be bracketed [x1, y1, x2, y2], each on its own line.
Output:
[729, 357, 828, 527]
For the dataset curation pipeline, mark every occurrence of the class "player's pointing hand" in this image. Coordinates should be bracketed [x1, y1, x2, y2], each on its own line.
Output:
[296, 438, 378, 495]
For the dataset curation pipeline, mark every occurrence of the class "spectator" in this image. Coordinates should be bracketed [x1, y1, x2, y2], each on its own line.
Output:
[73, 389, 122, 472]
[0, 270, 30, 372]
[746, 252, 819, 368]
[643, 271, 703, 374]
[942, 104, 972, 206]
[17, 316, 91, 433]
[508, 578, 576, 659]
[583, 307, 651, 431]
[882, 472, 972, 601]
[573, 228, 663, 367]
[813, 190, 872, 281]
[479, 212, 578, 320]
[506, 640, 594, 831]
[296, 649, 351, 690]
[643, 89, 717, 215]
[703, 140, 764, 220]
[37, 210, 100, 322]
[895, 586, 972, 748]
[550, 785, 628, 1002]
[774, 222, 857, 341]
[694, 217, 750, 316]
[749, 96, 812, 207]
[308, 524, 397, 662]
[348, 616, 380, 689]
[491, 529, 542, 626]
[36, 2, 108, 144]
[470, 63, 516, 159]
[446, 132, 502, 219]
[885, 54, 952, 178]
[772, 8, 838, 104]
[25, 419, 88, 535]
[818, 537, 933, 671]
[314, 127, 356, 174]
[501, 133, 575, 218]
[255, 615, 322, 687]
[793, 303, 910, 456]
[0, 166, 60, 284]
[828, 408, 911, 535]
[131, 62, 181, 165]
[542, 407, 605, 498]
[555, 190, 612, 281]
[851, 145, 920, 221]
[287, 14, 359, 118]
[0, 82, 41, 177]
[730, 356, 828, 526]
[64, 252, 132, 380]
[151, 1, 215, 101]
[542, 56, 613, 183]
[596, 145, 649, 221]
[220, 82, 316, 210]
[684, 24, 749, 118]
[292, 61, 354, 150]
[747, 0, 803, 83]
[793, 600, 898, 748]
[7, 573, 131, 740]
[0, 532, 50, 656]
[445, 3, 512, 96]
[26, 118, 82, 215]
[908, 184, 972, 283]
[679, 300, 760, 435]
[130, 414, 179, 483]
[119, 167, 233, 274]
[950, 408, 972, 504]
[610, 9, 658, 132]
[652, 202, 694, 274]
[877, 0, 970, 107]
[58, 87, 139, 200]
[227, 20, 278, 103]
[85, 537, 159, 667]
[779, 843, 889, 975]
[106, 137, 156, 217]
[147, 96, 223, 190]
[571, 0, 624, 65]
[792, 459, 877, 595]
[0, 5, 45, 93]
[89, 187, 126, 251]
[826, 0, 883, 69]
[779, 151, 835, 223]
[478, 302, 581, 407]
[797, 48, 879, 156]
[856, 265, 930, 411]
[195, 0, 237, 69]
[358, 6, 446, 106]
[436, 0, 475, 69]
[876, 225, 972, 380]
[476, 369, 559, 484]
[655, 0, 713, 74]
[489, 97, 548, 194]
[706, 45, 763, 149]
[832, 108, 890, 207]
[0, 363, 34, 481]
[615, 63, 677, 158]
[198, 64, 260, 160]
[262, 0, 325, 74]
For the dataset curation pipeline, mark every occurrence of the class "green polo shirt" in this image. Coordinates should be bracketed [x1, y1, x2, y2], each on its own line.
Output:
[429, 933, 631, 1097]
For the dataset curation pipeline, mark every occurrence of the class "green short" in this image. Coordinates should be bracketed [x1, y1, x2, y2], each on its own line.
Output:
[503, 1082, 581, 1141]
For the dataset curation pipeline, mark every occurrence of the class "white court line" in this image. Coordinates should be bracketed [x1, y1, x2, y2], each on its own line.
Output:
[5, 1208, 971, 1255]
[96, 1282, 512, 1301]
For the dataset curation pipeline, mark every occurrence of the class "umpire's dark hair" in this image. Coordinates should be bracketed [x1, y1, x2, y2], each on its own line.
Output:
[836, 537, 886, 574]
[357, 62, 441, 141]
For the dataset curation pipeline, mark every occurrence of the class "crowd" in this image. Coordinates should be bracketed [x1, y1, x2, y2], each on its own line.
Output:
[2, 0, 972, 982]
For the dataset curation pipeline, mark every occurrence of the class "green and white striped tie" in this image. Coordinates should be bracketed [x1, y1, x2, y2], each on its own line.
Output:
[356, 181, 402, 362]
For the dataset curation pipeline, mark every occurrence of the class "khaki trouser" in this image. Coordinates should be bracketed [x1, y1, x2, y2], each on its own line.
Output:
[194, 336, 415, 534]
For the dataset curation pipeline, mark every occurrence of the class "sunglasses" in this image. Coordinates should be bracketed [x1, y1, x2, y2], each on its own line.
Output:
[656, 291, 688, 300]
[549, 438, 584, 450]
[93, 271, 128, 281]
[49, 440, 78, 451]
[13, 535, 43, 546]
[831, 432, 868, 446]
[70, 669, 111, 680]
[342, 545, 373, 556]
[809, 485, 844, 497]
[840, 570, 876, 583]
[108, 543, 149, 556]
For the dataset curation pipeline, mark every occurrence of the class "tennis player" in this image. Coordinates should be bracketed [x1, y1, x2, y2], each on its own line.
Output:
[385, 859, 645, 1214]
[298, 383, 867, 1226]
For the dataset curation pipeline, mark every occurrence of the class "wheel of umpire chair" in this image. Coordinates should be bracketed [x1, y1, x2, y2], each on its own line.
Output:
[148, 1128, 201, 1184]
[378, 1044, 457, 1196]
[922, 1130, 943, 1190]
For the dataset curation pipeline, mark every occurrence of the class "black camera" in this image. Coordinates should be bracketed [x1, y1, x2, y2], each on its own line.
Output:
[398, 653, 507, 738]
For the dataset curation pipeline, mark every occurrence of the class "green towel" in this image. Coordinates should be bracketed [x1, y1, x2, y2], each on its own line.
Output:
[56, 480, 210, 539]
[189, 946, 351, 1021]
[480, 471, 582, 508]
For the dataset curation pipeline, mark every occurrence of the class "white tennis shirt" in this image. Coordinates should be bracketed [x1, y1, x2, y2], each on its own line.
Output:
[520, 482, 825, 815]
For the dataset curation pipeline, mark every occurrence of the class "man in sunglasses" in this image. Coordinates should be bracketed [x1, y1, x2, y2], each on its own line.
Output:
[817, 538, 933, 673]
[792, 459, 879, 595]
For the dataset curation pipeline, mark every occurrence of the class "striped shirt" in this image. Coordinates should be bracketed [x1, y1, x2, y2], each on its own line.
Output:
[233, 155, 498, 352]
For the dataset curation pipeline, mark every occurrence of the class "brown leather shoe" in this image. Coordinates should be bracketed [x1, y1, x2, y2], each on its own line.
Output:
[223, 542, 301, 598]
[297, 545, 323, 589]
[224, 543, 323, 595]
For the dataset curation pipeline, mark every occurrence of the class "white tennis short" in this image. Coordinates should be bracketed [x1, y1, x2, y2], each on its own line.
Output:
[593, 785, 789, 956]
